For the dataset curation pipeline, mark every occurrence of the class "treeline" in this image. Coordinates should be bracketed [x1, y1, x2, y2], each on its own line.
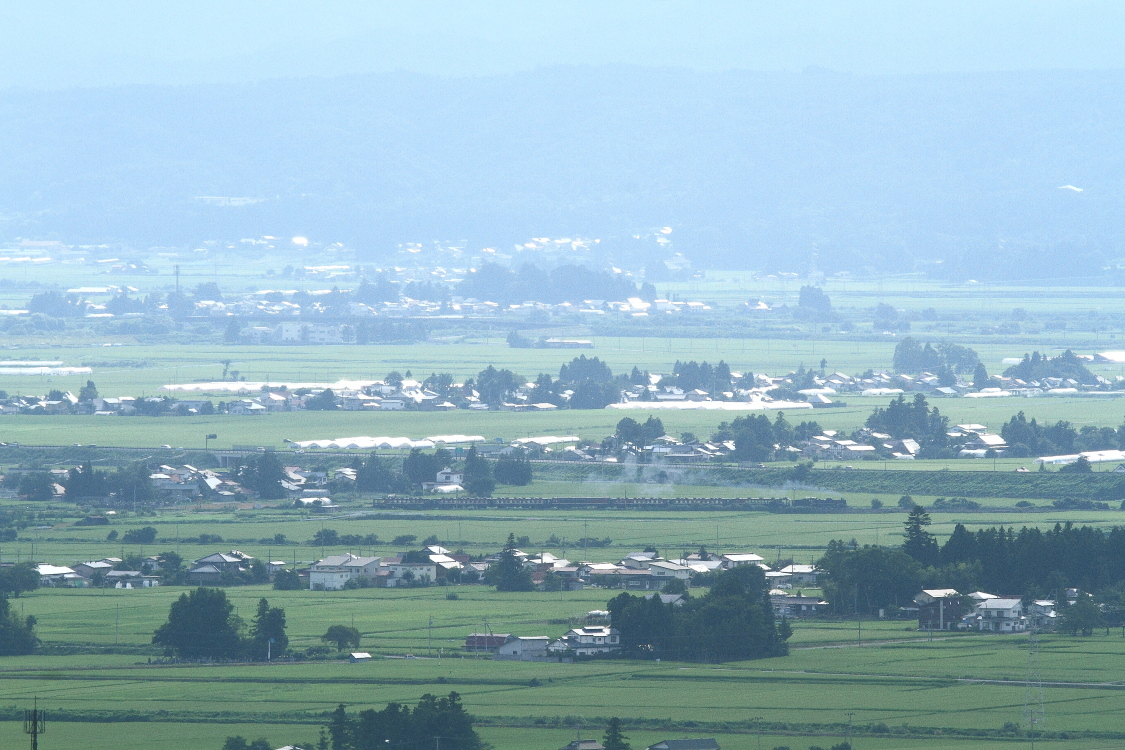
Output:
[3, 461, 155, 502]
[819, 510, 1125, 615]
[712, 412, 822, 462]
[354, 446, 530, 497]
[323, 693, 483, 750]
[608, 565, 790, 662]
[892, 337, 980, 377]
[425, 355, 648, 409]
[865, 394, 951, 457]
[1004, 350, 1097, 384]
[1001, 411, 1125, 457]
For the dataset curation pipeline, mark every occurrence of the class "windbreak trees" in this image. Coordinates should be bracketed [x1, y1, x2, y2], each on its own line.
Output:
[608, 564, 788, 662]
[325, 692, 483, 750]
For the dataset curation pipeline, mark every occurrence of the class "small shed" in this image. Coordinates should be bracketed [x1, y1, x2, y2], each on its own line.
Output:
[349, 652, 372, 663]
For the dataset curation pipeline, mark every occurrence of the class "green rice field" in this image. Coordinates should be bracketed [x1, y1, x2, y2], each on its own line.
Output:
[3, 582, 1125, 749]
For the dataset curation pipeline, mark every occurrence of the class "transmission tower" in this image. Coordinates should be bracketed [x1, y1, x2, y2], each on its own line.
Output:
[24, 699, 46, 750]
[1023, 625, 1045, 736]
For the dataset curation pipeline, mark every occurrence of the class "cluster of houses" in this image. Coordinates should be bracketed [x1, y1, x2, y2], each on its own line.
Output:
[913, 588, 1063, 633]
[35, 557, 164, 589]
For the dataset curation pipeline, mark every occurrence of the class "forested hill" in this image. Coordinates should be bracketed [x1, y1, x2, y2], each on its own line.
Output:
[2, 66, 1123, 279]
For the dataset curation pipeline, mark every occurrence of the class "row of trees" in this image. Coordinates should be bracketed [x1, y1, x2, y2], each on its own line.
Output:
[1000, 411, 1125, 457]
[864, 394, 949, 456]
[1004, 350, 1097, 384]
[819, 508, 1125, 616]
[608, 565, 790, 662]
[354, 446, 530, 497]
[892, 337, 981, 377]
[2, 461, 156, 502]
[324, 693, 484, 750]
[711, 412, 822, 462]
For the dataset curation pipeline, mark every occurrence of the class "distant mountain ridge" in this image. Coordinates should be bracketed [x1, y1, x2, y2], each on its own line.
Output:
[0, 65, 1122, 279]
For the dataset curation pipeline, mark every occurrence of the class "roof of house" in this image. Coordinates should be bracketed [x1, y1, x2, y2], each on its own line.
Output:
[646, 740, 721, 750]
[920, 589, 960, 599]
[978, 597, 1024, 610]
[312, 554, 379, 569]
[721, 553, 764, 562]
[779, 564, 818, 574]
[559, 741, 605, 750]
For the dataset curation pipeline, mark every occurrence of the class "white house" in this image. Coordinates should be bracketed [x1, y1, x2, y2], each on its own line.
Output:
[383, 561, 437, 587]
[647, 560, 691, 581]
[974, 597, 1027, 632]
[778, 564, 822, 585]
[309, 554, 381, 590]
[547, 626, 621, 656]
[719, 553, 765, 569]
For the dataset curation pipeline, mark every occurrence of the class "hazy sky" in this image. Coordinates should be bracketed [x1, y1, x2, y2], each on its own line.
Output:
[1, 0, 1123, 89]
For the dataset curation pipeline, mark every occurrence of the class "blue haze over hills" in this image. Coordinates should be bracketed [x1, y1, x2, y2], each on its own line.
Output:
[0, 2, 1123, 280]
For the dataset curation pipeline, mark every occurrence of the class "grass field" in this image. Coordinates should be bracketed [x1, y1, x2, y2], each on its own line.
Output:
[3, 393, 1125, 451]
[11, 502, 1125, 574]
[8, 270, 1125, 748]
[5, 582, 1125, 749]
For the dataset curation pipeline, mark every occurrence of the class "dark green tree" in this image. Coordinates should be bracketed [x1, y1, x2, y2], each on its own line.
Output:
[903, 505, 939, 567]
[493, 455, 533, 485]
[602, 717, 631, 750]
[0, 593, 39, 654]
[17, 472, 54, 501]
[475, 365, 523, 406]
[248, 598, 288, 660]
[973, 362, 990, 390]
[305, 388, 338, 410]
[608, 564, 787, 662]
[1060, 594, 1104, 636]
[78, 379, 99, 400]
[0, 563, 40, 598]
[485, 533, 535, 592]
[403, 448, 452, 488]
[322, 625, 362, 651]
[66, 461, 110, 498]
[152, 587, 242, 659]
[122, 526, 157, 544]
[1059, 455, 1093, 473]
[356, 453, 401, 493]
[462, 446, 495, 497]
[237, 452, 287, 499]
[274, 569, 303, 590]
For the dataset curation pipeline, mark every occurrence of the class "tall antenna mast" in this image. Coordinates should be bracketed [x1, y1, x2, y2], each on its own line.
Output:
[1023, 624, 1045, 740]
[24, 698, 46, 750]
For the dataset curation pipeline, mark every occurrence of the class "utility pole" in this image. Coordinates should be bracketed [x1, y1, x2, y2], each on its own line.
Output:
[751, 716, 763, 750]
[846, 712, 854, 747]
[429, 615, 434, 656]
[24, 699, 45, 750]
[115, 602, 120, 645]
